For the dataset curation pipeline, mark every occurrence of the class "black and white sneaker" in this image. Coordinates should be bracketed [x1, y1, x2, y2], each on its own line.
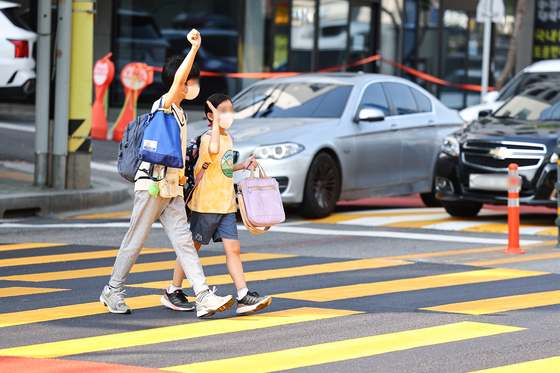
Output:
[161, 286, 195, 311]
[236, 291, 271, 315]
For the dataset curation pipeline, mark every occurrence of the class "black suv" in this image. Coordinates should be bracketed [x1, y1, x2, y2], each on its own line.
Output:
[435, 81, 560, 217]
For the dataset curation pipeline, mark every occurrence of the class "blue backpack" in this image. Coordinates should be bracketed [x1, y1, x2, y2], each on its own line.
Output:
[117, 99, 185, 183]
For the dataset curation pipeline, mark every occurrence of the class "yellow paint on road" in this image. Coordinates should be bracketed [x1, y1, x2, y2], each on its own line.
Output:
[0, 243, 69, 252]
[0, 295, 163, 328]
[130, 258, 412, 289]
[467, 253, 560, 267]
[2, 287, 69, 298]
[0, 307, 361, 358]
[422, 290, 560, 315]
[274, 269, 547, 302]
[469, 356, 560, 372]
[163, 322, 524, 373]
[0, 253, 295, 282]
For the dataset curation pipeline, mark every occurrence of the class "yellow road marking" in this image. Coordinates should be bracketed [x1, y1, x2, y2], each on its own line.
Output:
[381, 241, 555, 261]
[0, 243, 69, 252]
[163, 322, 524, 373]
[130, 258, 412, 289]
[467, 253, 560, 267]
[537, 228, 558, 235]
[0, 248, 174, 268]
[2, 287, 69, 298]
[422, 290, 560, 315]
[0, 295, 162, 328]
[0, 253, 295, 282]
[469, 356, 560, 372]
[0, 307, 361, 358]
[308, 210, 446, 223]
[462, 223, 510, 233]
[60, 211, 133, 220]
[274, 269, 547, 302]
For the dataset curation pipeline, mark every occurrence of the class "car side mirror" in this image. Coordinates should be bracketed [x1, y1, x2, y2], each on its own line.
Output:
[482, 91, 499, 103]
[356, 108, 385, 122]
[478, 109, 492, 118]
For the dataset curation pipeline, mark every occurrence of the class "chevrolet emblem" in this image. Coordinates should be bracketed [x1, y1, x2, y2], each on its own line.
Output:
[489, 147, 512, 159]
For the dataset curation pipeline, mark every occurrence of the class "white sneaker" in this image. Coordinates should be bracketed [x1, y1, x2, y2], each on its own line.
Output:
[196, 287, 235, 318]
[100, 285, 131, 314]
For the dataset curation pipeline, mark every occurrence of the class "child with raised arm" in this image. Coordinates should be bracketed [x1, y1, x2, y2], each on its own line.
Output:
[101, 29, 234, 318]
[161, 93, 272, 315]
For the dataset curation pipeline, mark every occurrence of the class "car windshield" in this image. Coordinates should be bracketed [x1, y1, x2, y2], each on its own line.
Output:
[493, 85, 560, 121]
[233, 83, 353, 119]
[498, 72, 560, 101]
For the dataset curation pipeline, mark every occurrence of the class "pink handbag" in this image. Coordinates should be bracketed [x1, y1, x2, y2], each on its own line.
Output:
[237, 164, 285, 234]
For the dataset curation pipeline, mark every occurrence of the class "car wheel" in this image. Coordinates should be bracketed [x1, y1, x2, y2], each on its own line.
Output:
[420, 179, 443, 207]
[298, 153, 341, 219]
[442, 200, 482, 217]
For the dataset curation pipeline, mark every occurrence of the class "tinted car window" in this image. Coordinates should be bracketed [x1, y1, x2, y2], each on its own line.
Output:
[118, 15, 162, 39]
[493, 86, 560, 121]
[498, 72, 560, 101]
[411, 88, 432, 112]
[384, 82, 418, 115]
[1, 8, 31, 31]
[358, 83, 390, 115]
[234, 83, 352, 119]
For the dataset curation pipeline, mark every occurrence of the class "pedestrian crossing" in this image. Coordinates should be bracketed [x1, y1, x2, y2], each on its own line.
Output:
[1, 242, 559, 372]
[311, 207, 558, 236]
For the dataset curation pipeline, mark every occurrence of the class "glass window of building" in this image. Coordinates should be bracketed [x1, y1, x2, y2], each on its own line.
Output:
[290, 0, 316, 71]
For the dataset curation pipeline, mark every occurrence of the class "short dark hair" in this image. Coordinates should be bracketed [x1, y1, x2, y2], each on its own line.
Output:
[204, 93, 232, 120]
[161, 56, 200, 90]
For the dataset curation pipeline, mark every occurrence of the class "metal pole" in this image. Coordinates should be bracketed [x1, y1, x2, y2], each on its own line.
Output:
[555, 138, 560, 247]
[34, 0, 52, 187]
[52, 0, 72, 190]
[480, 0, 492, 101]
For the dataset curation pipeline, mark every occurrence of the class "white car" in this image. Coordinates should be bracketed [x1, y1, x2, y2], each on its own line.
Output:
[459, 59, 560, 123]
[0, 1, 36, 98]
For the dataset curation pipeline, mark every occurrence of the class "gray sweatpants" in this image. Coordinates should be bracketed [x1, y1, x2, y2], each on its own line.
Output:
[109, 190, 209, 295]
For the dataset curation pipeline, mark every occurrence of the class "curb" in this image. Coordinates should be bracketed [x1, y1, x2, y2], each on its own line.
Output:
[0, 181, 131, 218]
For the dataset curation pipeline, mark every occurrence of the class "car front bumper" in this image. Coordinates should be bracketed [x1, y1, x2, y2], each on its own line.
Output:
[434, 152, 558, 207]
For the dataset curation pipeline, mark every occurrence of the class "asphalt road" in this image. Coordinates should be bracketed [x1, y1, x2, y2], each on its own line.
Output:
[1, 117, 560, 372]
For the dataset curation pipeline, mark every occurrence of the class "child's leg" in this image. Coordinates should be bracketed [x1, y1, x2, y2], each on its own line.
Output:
[222, 238, 247, 291]
[171, 240, 201, 288]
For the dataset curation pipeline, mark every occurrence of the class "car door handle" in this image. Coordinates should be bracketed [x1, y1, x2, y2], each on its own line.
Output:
[428, 120, 435, 127]
[390, 124, 398, 131]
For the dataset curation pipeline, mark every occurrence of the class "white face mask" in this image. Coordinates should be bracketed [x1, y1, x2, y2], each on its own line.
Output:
[218, 112, 234, 129]
[183, 84, 200, 100]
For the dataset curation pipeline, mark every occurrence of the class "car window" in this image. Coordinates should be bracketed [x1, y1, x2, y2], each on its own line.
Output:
[498, 72, 560, 101]
[384, 82, 418, 115]
[357, 83, 390, 115]
[1, 8, 31, 31]
[493, 86, 560, 121]
[411, 88, 432, 113]
[233, 83, 352, 119]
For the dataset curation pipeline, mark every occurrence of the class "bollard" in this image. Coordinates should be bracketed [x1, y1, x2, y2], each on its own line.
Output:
[503, 163, 525, 254]
[555, 138, 560, 248]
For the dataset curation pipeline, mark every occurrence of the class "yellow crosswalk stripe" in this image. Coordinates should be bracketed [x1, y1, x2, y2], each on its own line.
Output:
[274, 268, 547, 302]
[0, 243, 69, 252]
[0, 253, 295, 282]
[60, 211, 133, 219]
[469, 356, 560, 372]
[0, 295, 162, 328]
[2, 287, 69, 298]
[309, 210, 446, 223]
[163, 321, 524, 373]
[130, 258, 412, 289]
[0, 307, 360, 358]
[0, 248, 174, 268]
[467, 253, 560, 267]
[421, 290, 560, 315]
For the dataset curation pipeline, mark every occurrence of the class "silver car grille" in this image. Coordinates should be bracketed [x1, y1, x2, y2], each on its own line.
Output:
[462, 140, 547, 171]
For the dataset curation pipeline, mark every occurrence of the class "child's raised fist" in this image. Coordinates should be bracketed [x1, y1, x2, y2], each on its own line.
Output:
[187, 29, 201, 48]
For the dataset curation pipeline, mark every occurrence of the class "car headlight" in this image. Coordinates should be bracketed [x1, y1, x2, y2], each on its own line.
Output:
[441, 136, 460, 157]
[254, 143, 304, 159]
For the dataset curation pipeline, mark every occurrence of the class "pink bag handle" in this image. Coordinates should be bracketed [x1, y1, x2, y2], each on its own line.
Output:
[184, 162, 209, 206]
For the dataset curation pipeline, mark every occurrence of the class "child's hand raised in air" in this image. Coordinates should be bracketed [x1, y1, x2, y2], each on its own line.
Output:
[187, 29, 201, 49]
[207, 100, 221, 126]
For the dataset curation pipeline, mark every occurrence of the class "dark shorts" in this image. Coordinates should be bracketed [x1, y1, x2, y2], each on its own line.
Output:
[190, 212, 239, 245]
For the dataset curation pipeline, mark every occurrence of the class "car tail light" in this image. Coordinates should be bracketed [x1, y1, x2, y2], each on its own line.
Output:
[8, 39, 29, 58]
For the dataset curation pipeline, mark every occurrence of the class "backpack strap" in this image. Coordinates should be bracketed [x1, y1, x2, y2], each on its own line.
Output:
[138, 164, 167, 182]
[184, 162, 209, 206]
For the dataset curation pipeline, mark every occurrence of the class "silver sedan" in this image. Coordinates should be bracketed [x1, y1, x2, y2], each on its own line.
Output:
[187, 73, 464, 218]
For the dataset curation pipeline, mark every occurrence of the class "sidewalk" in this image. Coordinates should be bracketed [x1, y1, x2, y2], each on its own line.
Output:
[0, 161, 131, 219]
